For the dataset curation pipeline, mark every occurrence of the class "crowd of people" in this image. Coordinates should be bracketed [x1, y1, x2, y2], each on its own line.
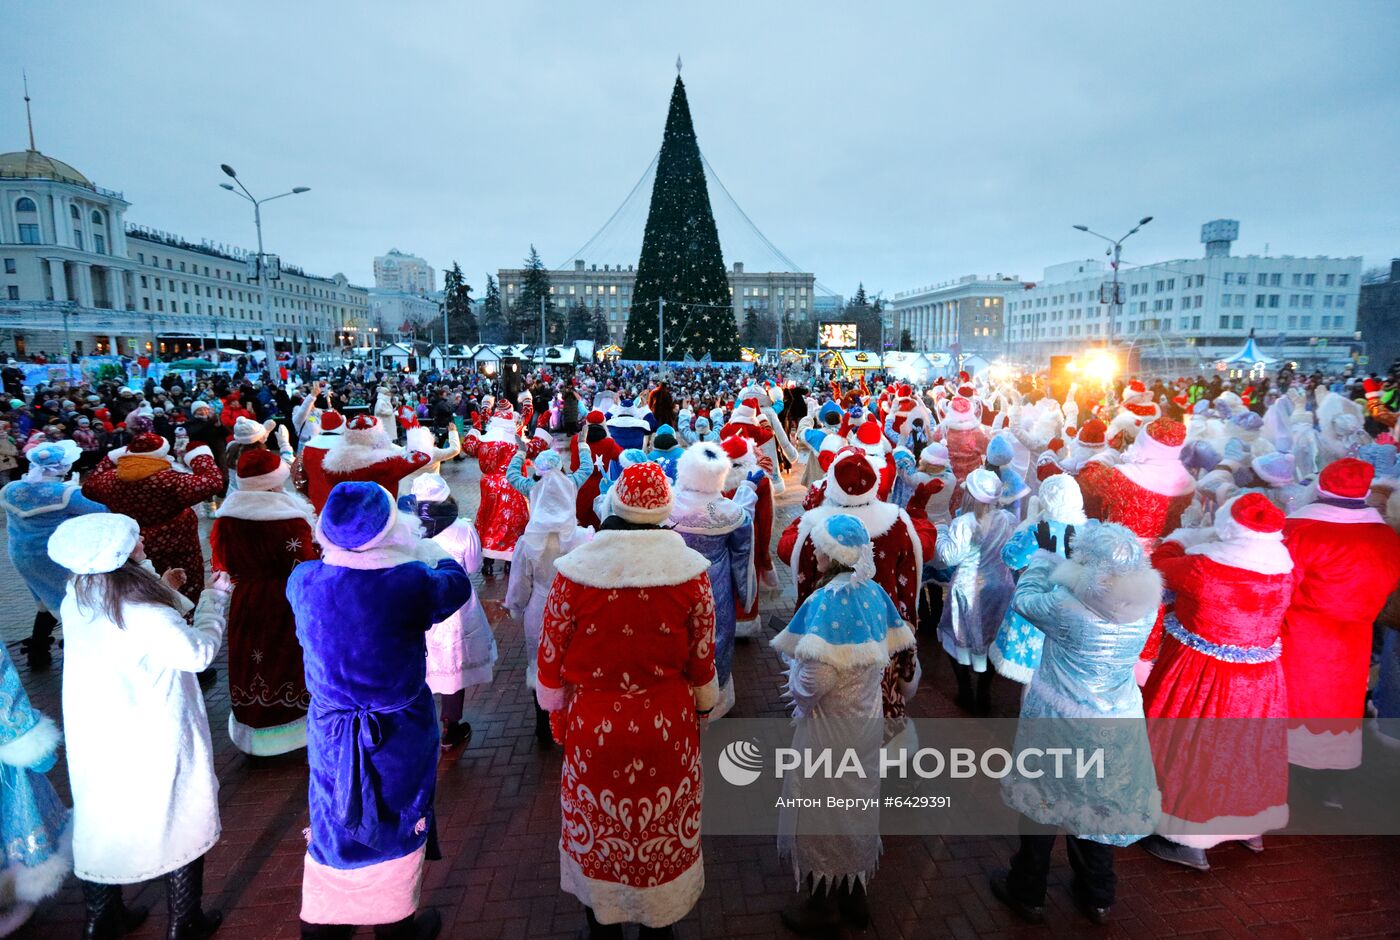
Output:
[0, 350, 1398, 937]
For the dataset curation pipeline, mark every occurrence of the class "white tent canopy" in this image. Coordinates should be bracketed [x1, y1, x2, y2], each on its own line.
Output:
[1218, 335, 1277, 366]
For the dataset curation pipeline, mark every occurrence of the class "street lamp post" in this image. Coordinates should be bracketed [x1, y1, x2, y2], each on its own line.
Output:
[218, 164, 309, 376]
[1072, 216, 1153, 349]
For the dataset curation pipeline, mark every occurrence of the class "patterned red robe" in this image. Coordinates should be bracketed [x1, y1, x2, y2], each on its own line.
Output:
[211, 503, 320, 755]
[463, 432, 548, 560]
[536, 529, 717, 928]
[83, 448, 222, 601]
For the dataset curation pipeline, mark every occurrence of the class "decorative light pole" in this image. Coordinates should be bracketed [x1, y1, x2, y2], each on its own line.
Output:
[1072, 216, 1153, 349]
[218, 164, 309, 373]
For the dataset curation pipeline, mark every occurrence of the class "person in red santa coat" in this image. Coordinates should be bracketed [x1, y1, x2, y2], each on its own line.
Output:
[210, 449, 320, 756]
[1139, 494, 1295, 870]
[1282, 457, 1400, 793]
[1077, 418, 1195, 680]
[571, 410, 621, 529]
[536, 461, 718, 938]
[1107, 379, 1161, 449]
[462, 401, 550, 576]
[719, 435, 772, 640]
[778, 447, 935, 724]
[293, 409, 344, 513]
[82, 431, 222, 603]
[319, 413, 433, 509]
[720, 397, 775, 466]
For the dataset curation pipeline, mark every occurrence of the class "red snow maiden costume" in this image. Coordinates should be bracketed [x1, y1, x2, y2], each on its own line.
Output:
[779, 447, 933, 722]
[1078, 419, 1195, 669]
[211, 449, 320, 756]
[1143, 494, 1295, 847]
[536, 462, 718, 930]
[1283, 458, 1400, 769]
[83, 432, 222, 602]
[318, 415, 432, 505]
[571, 411, 621, 530]
[463, 405, 550, 561]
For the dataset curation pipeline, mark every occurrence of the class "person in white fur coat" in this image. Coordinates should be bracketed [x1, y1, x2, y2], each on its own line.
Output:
[50, 513, 230, 940]
[737, 383, 799, 493]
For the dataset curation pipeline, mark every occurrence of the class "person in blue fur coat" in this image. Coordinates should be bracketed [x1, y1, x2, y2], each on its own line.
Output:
[0, 439, 106, 670]
[289, 481, 472, 940]
[646, 424, 686, 479]
[604, 396, 658, 451]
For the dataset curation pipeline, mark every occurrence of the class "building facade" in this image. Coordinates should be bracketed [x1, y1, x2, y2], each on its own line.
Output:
[373, 248, 435, 294]
[369, 287, 442, 340]
[0, 145, 368, 359]
[1358, 259, 1400, 375]
[1003, 221, 1363, 374]
[496, 259, 818, 344]
[889, 274, 1025, 355]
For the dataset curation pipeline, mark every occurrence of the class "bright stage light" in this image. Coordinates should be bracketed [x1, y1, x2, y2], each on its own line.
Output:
[1077, 349, 1119, 384]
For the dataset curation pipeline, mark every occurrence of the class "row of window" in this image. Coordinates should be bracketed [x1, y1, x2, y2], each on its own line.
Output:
[1223, 271, 1349, 288]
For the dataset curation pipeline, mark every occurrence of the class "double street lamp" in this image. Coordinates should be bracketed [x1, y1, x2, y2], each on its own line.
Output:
[218, 164, 309, 371]
[1073, 216, 1153, 348]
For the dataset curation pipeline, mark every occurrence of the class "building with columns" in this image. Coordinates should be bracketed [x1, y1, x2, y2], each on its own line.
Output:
[888, 274, 1025, 355]
[0, 144, 369, 360]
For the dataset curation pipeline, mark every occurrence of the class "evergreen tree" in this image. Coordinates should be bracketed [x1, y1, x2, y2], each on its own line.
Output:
[509, 245, 555, 344]
[566, 299, 592, 343]
[844, 282, 883, 351]
[442, 263, 478, 346]
[591, 303, 611, 346]
[623, 76, 739, 361]
[741, 308, 760, 348]
[481, 274, 505, 343]
[899, 328, 913, 352]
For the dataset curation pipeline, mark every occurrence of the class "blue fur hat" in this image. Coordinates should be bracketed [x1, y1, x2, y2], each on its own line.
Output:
[1180, 440, 1221, 473]
[818, 401, 843, 426]
[986, 433, 1015, 468]
[319, 481, 396, 551]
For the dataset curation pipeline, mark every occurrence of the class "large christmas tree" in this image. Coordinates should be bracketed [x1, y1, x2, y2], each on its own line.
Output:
[623, 75, 739, 361]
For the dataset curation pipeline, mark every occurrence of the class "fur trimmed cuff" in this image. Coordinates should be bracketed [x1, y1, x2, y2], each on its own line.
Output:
[0, 714, 59, 769]
[536, 681, 569, 712]
[184, 444, 214, 464]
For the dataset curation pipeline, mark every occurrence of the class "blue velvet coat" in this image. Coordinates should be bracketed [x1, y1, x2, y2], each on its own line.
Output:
[289, 553, 471, 870]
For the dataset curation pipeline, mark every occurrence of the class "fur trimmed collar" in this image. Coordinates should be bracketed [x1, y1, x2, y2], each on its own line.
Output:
[1049, 557, 1163, 624]
[216, 488, 316, 524]
[302, 432, 342, 452]
[797, 498, 902, 543]
[1184, 536, 1294, 576]
[318, 519, 438, 571]
[553, 528, 709, 588]
[1289, 502, 1385, 526]
[321, 441, 406, 475]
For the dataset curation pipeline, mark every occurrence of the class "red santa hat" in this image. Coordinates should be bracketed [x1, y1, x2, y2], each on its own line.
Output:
[319, 410, 345, 433]
[720, 433, 754, 465]
[1143, 417, 1186, 448]
[586, 409, 606, 426]
[854, 420, 884, 449]
[1215, 492, 1286, 542]
[824, 447, 879, 507]
[958, 371, 971, 384]
[1123, 379, 1152, 405]
[127, 432, 170, 459]
[1364, 377, 1384, 400]
[728, 397, 761, 426]
[344, 414, 390, 448]
[942, 395, 982, 432]
[1076, 417, 1107, 448]
[1036, 452, 1064, 481]
[236, 447, 289, 491]
[492, 399, 516, 420]
[1317, 457, 1374, 501]
[609, 461, 674, 524]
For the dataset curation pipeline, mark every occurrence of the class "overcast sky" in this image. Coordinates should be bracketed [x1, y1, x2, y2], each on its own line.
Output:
[4, 0, 1398, 298]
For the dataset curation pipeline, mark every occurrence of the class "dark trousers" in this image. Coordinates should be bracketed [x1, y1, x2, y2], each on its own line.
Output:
[1006, 816, 1116, 908]
[439, 689, 465, 727]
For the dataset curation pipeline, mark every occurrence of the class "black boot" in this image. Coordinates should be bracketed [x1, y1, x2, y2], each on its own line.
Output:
[82, 880, 148, 940]
[835, 877, 870, 928]
[503, 561, 511, 577]
[299, 924, 353, 940]
[949, 656, 974, 712]
[535, 703, 554, 746]
[974, 668, 994, 716]
[165, 856, 222, 939]
[580, 907, 623, 940]
[374, 909, 442, 939]
[637, 924, 676, 939]
[779, 876, 841, 937]
[482, 558, 495, 577]
[441, 720, 472, 750]
[23, 610, 56, 671]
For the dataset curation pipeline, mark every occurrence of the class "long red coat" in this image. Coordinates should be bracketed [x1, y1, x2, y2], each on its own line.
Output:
[1282, 502, 1400, 769]
[210, 505, 319, 755]
[83, 447, 222, 601]
[536, 529, 716, 928]
[463, 433, 548, 560]
[1143, 540, 1295, 846]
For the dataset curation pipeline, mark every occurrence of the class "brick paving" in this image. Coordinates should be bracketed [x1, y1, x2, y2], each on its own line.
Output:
[1, 460, 1396, 938]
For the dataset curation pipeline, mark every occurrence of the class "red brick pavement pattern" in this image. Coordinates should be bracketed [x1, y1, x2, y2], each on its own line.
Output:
[5, 462, 1397, 938]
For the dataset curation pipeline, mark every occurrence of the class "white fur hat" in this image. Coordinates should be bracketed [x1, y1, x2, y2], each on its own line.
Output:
[410, 472, 452, 503]
[48, 512, 141, 575]
[232, 416, 272, 446]
[965, 468, 1002, 505]
[676, 441, 730, 494]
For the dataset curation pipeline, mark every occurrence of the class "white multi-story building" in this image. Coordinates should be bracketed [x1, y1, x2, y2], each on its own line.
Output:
[369, 288, 442, 339]
[373, 249, 435, 294]
[0, 143, 369, 359]
[1004, 221, 1363, 373]
[889, 274, 1026, 355]
[496, 259, 817, 344]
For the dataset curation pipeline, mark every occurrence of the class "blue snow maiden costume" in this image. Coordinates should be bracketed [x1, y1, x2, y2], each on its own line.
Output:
[288, 481, 472, 931]
[646, 424, 686, 480]
[667, 442, 756, 720]
[0, 439, 107, 613]
[604, 397, 659, 451]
